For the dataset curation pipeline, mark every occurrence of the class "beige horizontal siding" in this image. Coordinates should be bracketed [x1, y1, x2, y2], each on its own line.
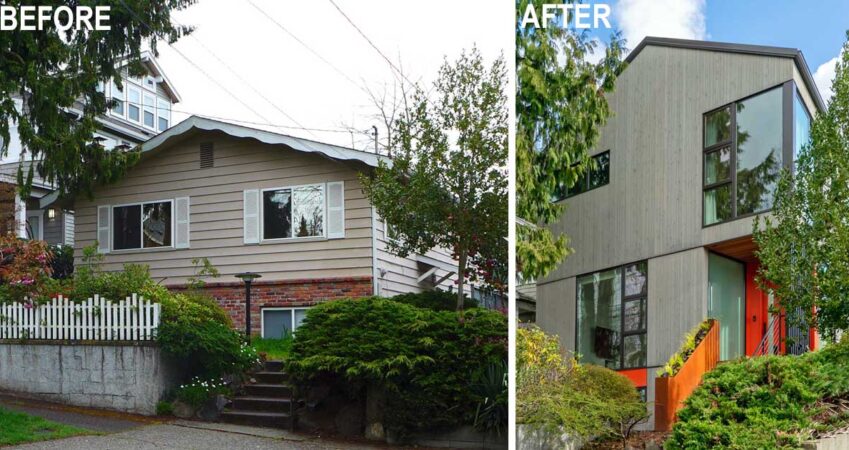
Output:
[74, 134, 375, 285]
[373, 216, 460, 297]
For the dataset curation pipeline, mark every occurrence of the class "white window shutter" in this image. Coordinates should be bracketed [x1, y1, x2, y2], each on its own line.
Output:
[243, 189, 260, 244]
[175, 197, 190, 249]
[326, 181, 345, 239]
[96, 205, 110, 254]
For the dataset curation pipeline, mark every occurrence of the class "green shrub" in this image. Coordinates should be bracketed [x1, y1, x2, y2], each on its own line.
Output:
[517, 326, 648, 444]
[470, 360, 508, 435]
[667, 340, 849, 449]
[390, 289, 478, 311]
[288, 296, 506, 436]
[155, 401, 174, 416]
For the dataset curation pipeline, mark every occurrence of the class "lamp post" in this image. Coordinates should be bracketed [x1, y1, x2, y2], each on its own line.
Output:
[235, 272, 261, 344]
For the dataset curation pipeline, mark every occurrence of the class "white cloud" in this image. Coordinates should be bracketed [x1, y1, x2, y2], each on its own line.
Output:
[585, 38, 607, 65]
[813, 55, 839, 105]
[614, 0, 706, 51]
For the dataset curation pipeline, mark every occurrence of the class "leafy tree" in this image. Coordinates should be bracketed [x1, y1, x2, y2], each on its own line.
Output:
[0, 0, 194, 198]
[753, 32, 849, 342]
[361, 48, 507, 310]
[516, 0, 625, 279]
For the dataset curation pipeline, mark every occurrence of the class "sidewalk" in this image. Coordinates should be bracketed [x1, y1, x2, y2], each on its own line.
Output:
[0, 394, 411, 449]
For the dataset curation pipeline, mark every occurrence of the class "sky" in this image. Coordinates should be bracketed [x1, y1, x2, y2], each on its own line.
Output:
[151, 0, 511, 151]
[585, 0, 848, 104]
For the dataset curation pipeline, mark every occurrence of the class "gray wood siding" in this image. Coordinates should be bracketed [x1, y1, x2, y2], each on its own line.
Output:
[374, 217, 459, 297]
[542, 46, 797, 285]
[74, 135, 374, 285]
[535, 276, 576, 351]
[43, 209, 64, 245]
[647, 247, 708, 367]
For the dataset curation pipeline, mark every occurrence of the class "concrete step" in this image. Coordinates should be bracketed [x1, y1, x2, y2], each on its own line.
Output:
[231, 396, 292, 412]
[253, 371, 288, 384]
[244, 383, 293, 398]
[220, 410, 292, 429]
[264, 360, 284, 372]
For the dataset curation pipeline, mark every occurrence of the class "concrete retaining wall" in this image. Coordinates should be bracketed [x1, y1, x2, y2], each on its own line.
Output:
[0, 341, 181, 415]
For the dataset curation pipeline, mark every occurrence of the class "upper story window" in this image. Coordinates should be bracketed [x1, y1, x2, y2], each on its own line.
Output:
[703, 85, 785, 225]
[556, 150, 610, 200]
[262, 184, 326, 240]
[107, 72, 171, 131]
[157, 98, 171, 131]
[576, 261, 648, 370]
[113, 200, 173, 250]
[794, 94, 812, 160]
[110, 80, 125, 116]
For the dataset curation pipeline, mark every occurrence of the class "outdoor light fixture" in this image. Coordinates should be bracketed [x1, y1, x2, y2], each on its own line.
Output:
[235, 272, 261, 344]
[47, 208, 55, 219]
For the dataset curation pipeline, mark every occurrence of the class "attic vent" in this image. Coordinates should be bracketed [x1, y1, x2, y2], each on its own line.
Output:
[200, 142, 214, 168]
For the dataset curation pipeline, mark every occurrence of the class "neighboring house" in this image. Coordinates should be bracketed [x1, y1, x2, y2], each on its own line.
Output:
[1, 51, 180, 246]
[71, 116, 464, 338]
[535, 37, 824, 428]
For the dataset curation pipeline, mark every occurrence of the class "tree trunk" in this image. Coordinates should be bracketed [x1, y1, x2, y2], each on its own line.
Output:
[457, 249, 467, 311]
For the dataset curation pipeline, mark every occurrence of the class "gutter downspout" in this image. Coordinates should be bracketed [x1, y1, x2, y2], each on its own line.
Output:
[371, 205, 380, 296]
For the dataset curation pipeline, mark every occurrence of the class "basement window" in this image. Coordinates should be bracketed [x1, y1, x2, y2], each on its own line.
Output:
[262, 307, 310, 338]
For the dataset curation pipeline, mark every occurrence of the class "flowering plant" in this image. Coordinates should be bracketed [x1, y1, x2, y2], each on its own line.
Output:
[0, 236, 52, 303]
[175, 376, 232, 409]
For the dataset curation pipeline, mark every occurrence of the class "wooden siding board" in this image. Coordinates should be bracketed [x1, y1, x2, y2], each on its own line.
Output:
[74, 136, 375, 285]
[536, 277, 576, 351]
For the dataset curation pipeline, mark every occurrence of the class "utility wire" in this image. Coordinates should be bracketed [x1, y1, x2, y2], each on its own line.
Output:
[326, 0, 416, 88]
[117, 0, 320, 139]
[246, 0, 369, 95]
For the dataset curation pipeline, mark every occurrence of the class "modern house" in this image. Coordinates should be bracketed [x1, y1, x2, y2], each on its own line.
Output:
[535, 37, 824, 428]
[70, 116, 465, 337]
[1, 51, 180, 246]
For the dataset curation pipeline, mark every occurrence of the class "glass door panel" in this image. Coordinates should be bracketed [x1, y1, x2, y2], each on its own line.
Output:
[708, 253, 745, 360]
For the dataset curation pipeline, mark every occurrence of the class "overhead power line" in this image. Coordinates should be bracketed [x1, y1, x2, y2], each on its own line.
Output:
[326, 0, 416, 88]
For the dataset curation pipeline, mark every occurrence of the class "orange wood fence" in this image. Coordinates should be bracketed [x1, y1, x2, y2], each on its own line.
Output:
[654, 319, 720, 431]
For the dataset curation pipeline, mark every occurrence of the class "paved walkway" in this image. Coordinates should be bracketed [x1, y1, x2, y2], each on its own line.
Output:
[0, 395, 401, 449]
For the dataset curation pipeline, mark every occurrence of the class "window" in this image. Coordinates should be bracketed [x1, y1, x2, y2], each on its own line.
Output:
[556, 151, 610, 200]
[112, 201, 172, 250]
[576, 261, 647, 370]
[703, 86, 784, 225]
[262, 307, 310, 338]
[262, 184, 325, 240]
[127, 86, 141, 122]
[110, 80, 124, 116]
[157, 97, 171, 131]
[143, 93, 156, 128]
[793, 94, 812, 161]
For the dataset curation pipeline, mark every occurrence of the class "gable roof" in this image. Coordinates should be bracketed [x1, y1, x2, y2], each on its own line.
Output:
[141, 115, 388, 168]
[117, 51, 181, 103]
[625, 36, 826, 112]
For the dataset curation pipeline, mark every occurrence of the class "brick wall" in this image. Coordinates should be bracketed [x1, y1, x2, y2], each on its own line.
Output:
[172, 276, 373, 333]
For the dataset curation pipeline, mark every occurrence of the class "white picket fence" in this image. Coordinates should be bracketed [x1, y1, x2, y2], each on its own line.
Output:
[0, 294, 160, 341]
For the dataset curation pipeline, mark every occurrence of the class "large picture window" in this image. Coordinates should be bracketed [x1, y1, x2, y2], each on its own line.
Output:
[112, 201, 172, 250]
[576, 261, 647, 370]
[703, 85, 794, 225]
[262, 184, 325, 240]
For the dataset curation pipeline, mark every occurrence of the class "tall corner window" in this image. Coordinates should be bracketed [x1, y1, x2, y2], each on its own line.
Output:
[703, 86, 784, 225]
[557, 150, 610, 200]
[793, 94, 812, 161]
[112, 200, 172, 250]
[262, 184, 325, 240]
[576, 261, 647, 370]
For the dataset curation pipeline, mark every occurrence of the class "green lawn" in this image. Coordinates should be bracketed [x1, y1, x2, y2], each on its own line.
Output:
[251, 336, 293, 361]
[0, 407, 90, 446]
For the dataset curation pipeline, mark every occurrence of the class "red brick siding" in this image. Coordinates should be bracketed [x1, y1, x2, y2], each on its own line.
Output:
[170, 276, 373, 333]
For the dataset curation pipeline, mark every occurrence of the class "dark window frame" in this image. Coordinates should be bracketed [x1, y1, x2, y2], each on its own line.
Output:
[574, 260, 648, 371]
[702, 81, 796, 227]
[557, 150, 610, 201]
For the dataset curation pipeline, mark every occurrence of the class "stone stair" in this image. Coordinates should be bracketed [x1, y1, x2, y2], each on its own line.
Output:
[220, 360, 296, 429]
